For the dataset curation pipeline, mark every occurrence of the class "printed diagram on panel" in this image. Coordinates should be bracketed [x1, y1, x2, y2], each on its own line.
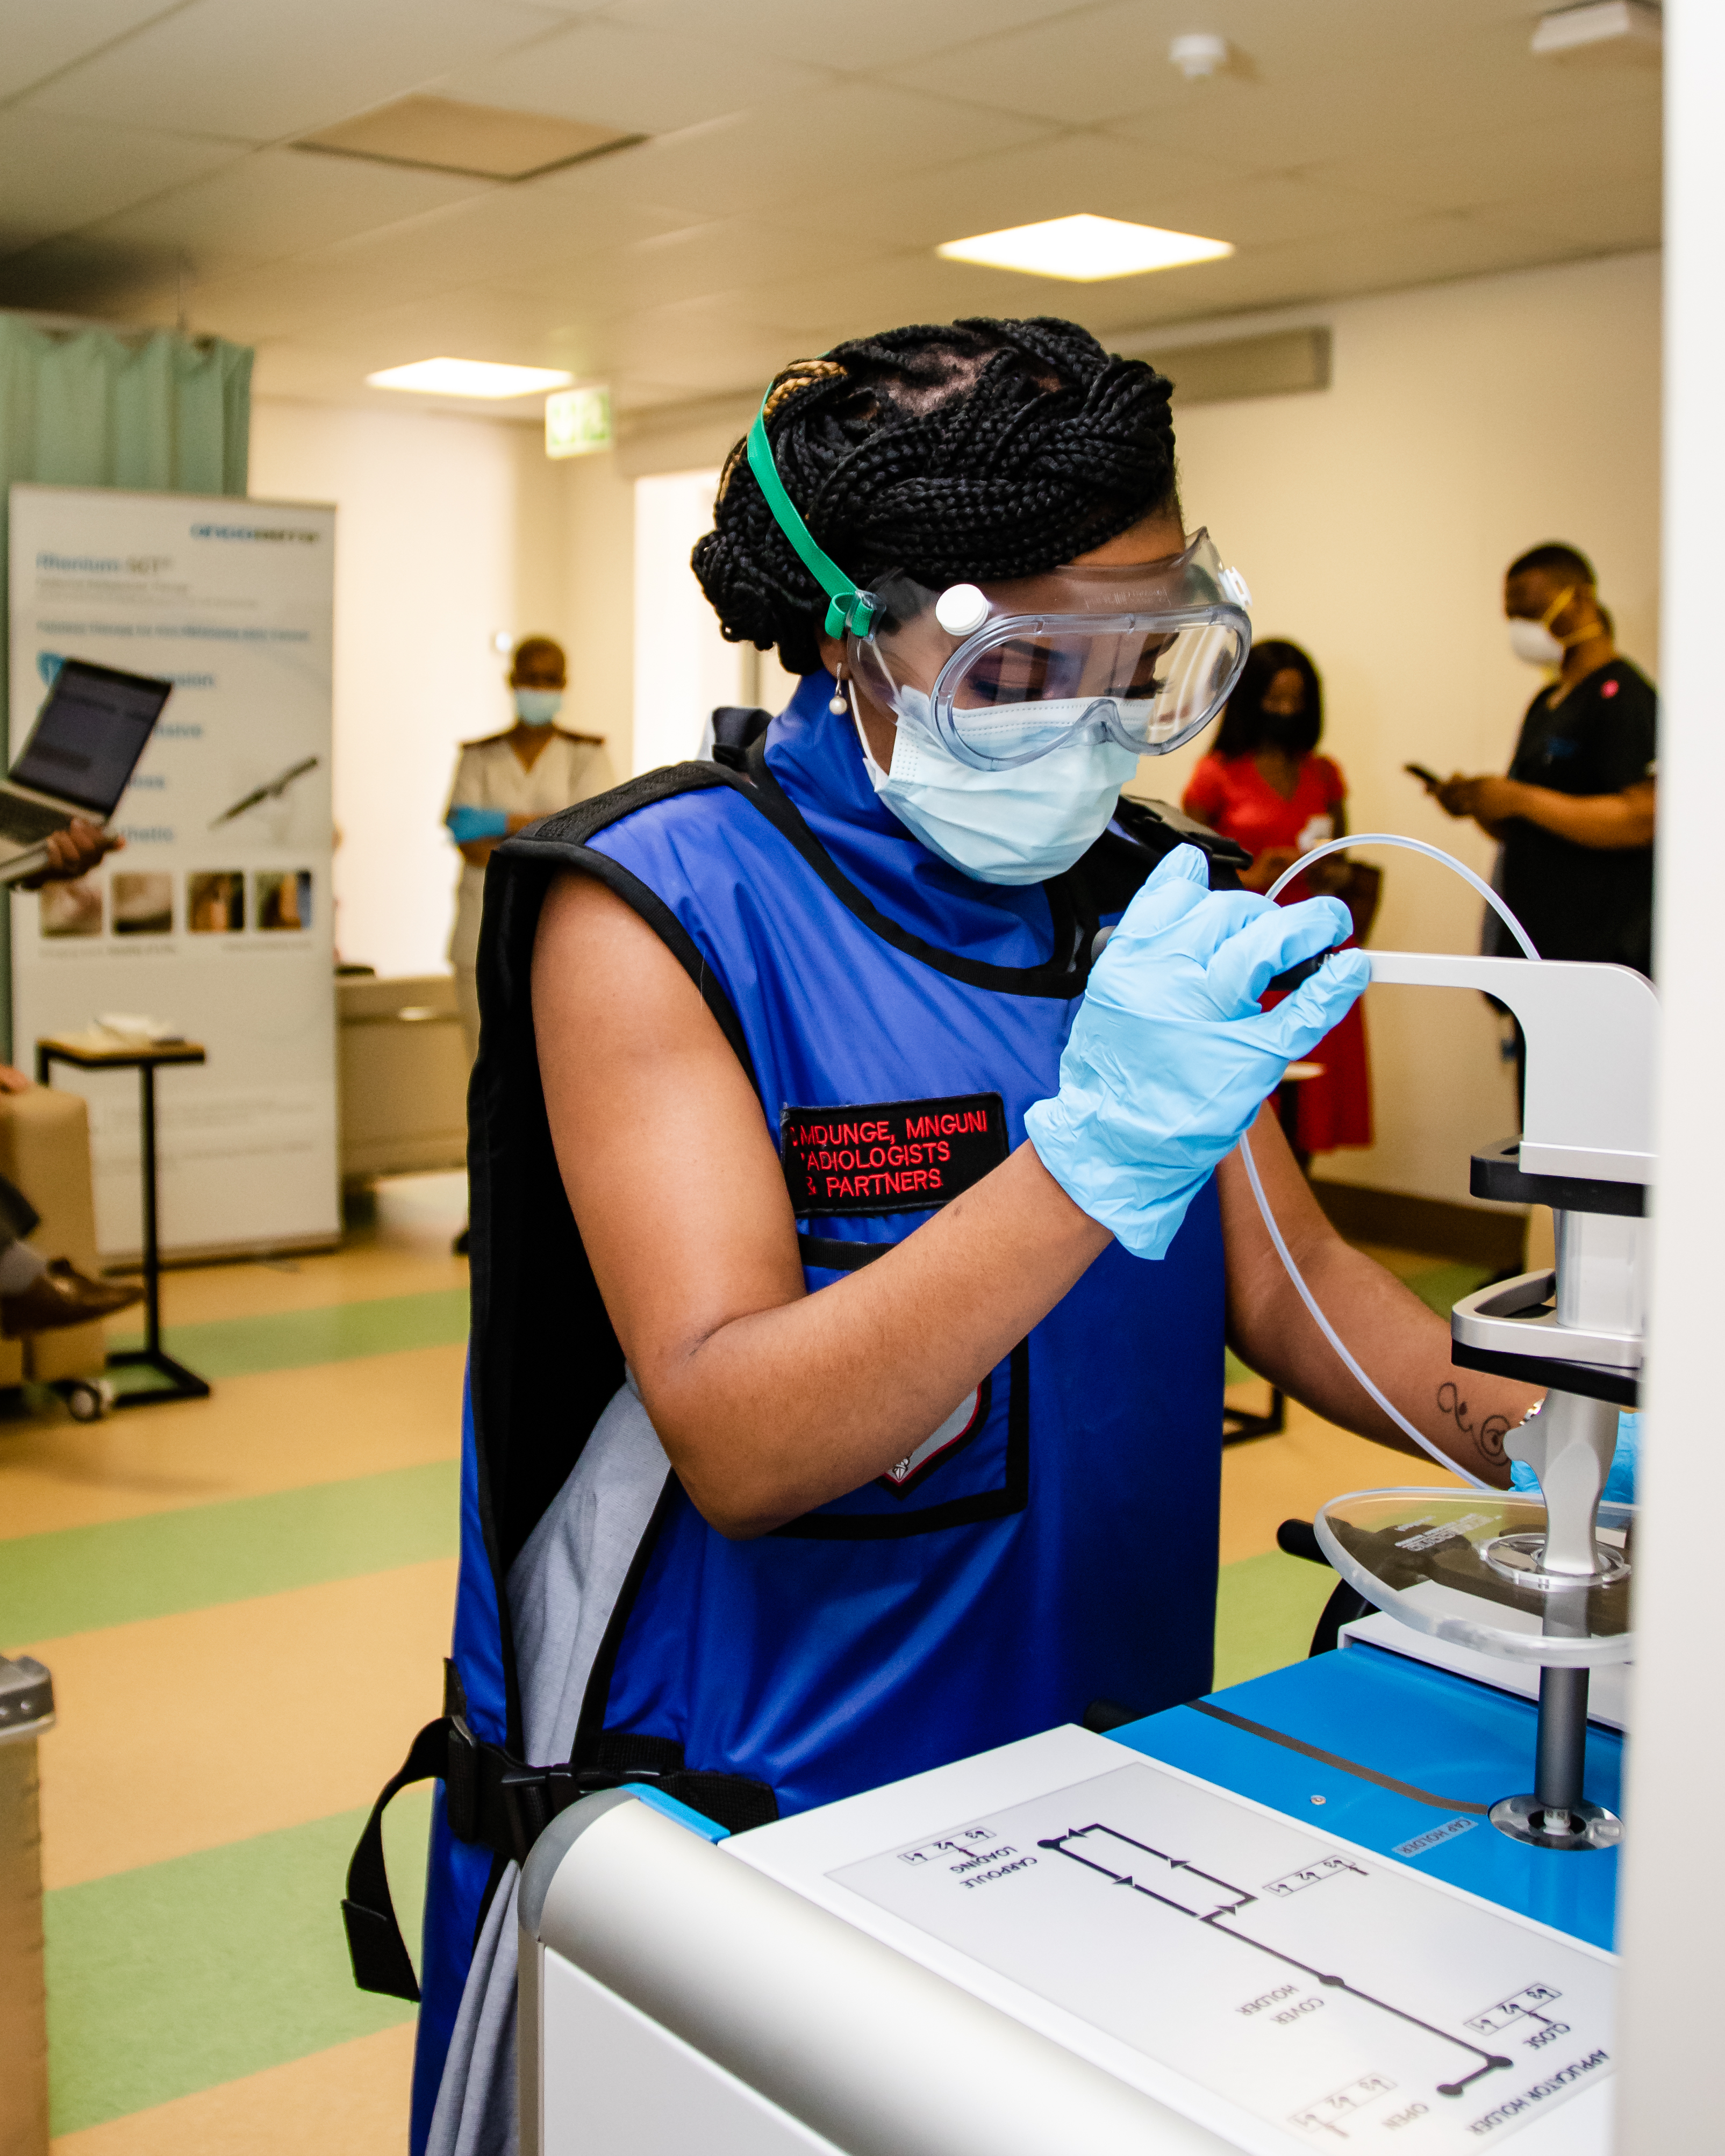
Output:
[832, 1764, 1612, 2150]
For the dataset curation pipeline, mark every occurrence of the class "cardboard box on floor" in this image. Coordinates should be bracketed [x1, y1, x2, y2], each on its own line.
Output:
[0, 1084, 106, 1386]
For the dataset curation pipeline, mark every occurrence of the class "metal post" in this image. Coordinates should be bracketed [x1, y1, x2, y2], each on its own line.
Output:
[138, 1061, 159, 1359]
[1534, 1667, 1590, 1831]
[0, 1656, 55, 2156]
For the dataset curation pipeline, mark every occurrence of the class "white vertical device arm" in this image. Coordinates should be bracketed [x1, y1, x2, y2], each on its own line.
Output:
[1364, 951, 1658, 1187]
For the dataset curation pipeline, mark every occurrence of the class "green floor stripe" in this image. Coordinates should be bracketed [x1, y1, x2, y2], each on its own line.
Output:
[46, 1789, 432, 2134]
[0, 1462, 457, 1644]
[1214, 1549, 1341, 1691]
[106, 1286, 469, 1381]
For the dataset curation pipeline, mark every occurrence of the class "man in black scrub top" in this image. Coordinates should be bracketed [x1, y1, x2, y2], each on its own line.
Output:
[1437, 541, 1656, 976]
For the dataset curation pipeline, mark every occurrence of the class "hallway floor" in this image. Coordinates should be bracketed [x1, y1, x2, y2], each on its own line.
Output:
[0, 1182, 1481, 2151]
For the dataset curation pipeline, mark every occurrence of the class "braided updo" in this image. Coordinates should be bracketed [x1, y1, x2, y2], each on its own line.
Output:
[692, 317, 1179, 675]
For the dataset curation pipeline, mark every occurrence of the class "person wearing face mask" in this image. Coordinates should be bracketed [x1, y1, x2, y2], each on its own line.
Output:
[1432, 542, 1657, 976]
[366, 323, 1541, 2156]
[1182, 640, 1372, 1161]
[442, 635, 614, 1066]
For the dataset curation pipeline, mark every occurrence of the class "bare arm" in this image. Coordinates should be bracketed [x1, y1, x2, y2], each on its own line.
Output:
[534, 873, 1111, 1537]
[1217, 1105, 1540, 1485]
[1437, 775, 1654, 850]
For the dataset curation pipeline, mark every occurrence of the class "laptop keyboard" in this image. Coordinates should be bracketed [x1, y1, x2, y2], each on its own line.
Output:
[0, 795, 73, 846]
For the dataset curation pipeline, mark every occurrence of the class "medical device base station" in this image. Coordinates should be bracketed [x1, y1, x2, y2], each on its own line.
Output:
[521, 1638, 1618, 2155]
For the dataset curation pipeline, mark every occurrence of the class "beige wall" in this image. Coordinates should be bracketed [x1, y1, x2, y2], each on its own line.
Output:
[1135, 248, 1659, 1204]
[247, 245, 1659, 1204]
[248, 397, 623, 979]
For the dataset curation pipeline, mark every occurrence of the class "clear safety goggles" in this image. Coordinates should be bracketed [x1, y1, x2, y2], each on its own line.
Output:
[845, 532, 1252, 771]
[742, 390, 1252, 771]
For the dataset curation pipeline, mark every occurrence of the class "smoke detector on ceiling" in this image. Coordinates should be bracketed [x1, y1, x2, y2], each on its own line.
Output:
[1169, 33, 1230, 80]
[1530, 2, 1662, 58]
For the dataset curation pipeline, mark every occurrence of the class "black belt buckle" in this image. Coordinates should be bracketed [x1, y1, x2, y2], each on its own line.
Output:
[498, 1762, 577, 1865]
[444, 1715, 481, 1844]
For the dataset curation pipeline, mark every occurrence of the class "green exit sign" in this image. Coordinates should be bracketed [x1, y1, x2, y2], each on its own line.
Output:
[545, 384, 612, 458]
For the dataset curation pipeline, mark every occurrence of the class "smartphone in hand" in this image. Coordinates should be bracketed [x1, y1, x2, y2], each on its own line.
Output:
[1404, 762, 1442, 792]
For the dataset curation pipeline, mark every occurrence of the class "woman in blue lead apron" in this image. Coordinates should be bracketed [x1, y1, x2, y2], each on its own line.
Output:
[412, 319, 1542, 2154]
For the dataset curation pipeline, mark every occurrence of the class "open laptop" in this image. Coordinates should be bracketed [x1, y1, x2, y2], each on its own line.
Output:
[0, 658, 173, 883]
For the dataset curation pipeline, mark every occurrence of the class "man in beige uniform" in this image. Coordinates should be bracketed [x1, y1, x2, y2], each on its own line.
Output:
[443, 636, 615, 1062]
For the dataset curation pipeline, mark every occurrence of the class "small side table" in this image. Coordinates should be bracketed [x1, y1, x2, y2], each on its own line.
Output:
[35, 1034, 212, 1408]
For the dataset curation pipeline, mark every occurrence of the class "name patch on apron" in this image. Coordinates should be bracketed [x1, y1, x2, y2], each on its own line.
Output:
[781, 1092, 1007, 1216]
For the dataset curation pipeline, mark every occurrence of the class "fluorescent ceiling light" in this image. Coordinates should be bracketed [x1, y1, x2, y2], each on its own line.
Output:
[366, 358, 575, 399]
[937, 215, 1233, 283]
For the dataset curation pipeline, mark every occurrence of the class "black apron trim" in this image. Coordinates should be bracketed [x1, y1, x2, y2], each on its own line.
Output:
[771, 1336, 1030, 1540]
[796, 1234, 893, 1271]
[740, 740, 1100, 998]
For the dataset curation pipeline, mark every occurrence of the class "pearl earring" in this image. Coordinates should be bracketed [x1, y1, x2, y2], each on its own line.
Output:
[829, 665, 849, 717]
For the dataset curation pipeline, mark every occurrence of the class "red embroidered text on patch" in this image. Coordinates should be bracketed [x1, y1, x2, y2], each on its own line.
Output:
[780, 1092, 1007, 1215]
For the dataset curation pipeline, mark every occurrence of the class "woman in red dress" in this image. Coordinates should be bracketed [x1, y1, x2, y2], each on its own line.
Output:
[1183, 639, 1372, 1162]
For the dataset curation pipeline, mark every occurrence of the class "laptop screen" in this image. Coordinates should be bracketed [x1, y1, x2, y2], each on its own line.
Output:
[12, 660, 173, 816]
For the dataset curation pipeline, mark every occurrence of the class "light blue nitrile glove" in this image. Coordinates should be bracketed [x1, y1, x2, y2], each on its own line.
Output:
[447, 805, 510, 843]
[1024, 844, 1370, 1259]
[1511, 1410, 1638, 1505]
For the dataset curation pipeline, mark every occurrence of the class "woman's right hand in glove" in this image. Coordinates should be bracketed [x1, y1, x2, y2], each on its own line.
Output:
[1024, 844, 1370, 1258]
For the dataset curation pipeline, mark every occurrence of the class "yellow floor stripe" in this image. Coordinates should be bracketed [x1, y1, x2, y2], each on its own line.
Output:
[0, 1342, 463, 1539]
[1220, 1398, 1459, 1566]
[31, 1560, 454, 1889]
[49, 2024, 416, 2156]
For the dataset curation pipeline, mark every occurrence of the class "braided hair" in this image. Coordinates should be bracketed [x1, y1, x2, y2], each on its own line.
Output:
[692, 318, 1180, 674]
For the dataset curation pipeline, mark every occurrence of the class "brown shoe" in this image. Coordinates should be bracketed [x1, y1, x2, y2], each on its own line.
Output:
[1, 1259, 144, 1338]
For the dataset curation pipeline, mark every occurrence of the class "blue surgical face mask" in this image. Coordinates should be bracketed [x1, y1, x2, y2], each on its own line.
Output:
[513, 688, 563, 726]
[854, 687, 1140, 885]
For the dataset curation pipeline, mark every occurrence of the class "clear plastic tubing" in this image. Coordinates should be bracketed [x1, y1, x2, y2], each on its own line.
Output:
[1241, 834, 1543, 1489]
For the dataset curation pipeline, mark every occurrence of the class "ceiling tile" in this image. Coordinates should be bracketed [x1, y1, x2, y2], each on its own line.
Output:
[600, 0, 1099, 71]
[224, 177, 699, 314]
[1304, 111, 1659, 220]
[22, 0, 571, 143]
[757, 132, 1239, 254]
[0, 0, 184, 105]
[1105, 28, 1659, 168]
[431, 17, 836, 136]
[72, 146, 498, 282]
[0, 111, 246, 257]
[545, 81, 1058, 224]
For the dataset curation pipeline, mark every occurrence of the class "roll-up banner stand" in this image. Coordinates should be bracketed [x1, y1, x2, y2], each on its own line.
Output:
[6, 483, 339, 1261]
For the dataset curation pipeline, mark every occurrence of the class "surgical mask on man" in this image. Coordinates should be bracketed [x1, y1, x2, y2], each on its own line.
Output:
[1508, 617, 1565, 669]
[853, 686, 1140, 885]
[1508, 585, 1576, 670]
[513, 688, 563, 725]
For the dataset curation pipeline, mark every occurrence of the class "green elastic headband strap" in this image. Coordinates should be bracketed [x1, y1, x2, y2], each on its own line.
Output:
[746, 395, 877, 641]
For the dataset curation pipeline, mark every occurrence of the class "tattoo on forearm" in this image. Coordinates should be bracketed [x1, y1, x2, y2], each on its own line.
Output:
[1437, 1380, 1509, 1463]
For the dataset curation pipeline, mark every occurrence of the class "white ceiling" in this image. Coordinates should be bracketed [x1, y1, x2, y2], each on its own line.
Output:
[0, 0, 1661, 421]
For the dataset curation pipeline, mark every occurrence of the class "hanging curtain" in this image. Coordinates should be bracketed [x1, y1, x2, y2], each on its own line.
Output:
[0, 313, 252, 712]
[0, 314, 251, 1046]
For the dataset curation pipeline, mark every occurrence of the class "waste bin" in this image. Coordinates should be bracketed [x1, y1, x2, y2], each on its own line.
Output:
[0, 1655, 54, 2156]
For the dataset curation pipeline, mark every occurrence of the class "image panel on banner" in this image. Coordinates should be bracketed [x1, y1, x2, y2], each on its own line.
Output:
[8, 484, 338, 1259]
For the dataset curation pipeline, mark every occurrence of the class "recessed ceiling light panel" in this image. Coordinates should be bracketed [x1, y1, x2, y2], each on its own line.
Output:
[937, 214, 1233, 283]
[366, 359, 575, 399]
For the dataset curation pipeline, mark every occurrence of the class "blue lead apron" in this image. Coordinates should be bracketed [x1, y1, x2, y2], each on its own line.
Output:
[367, 675, 1241, 2150]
